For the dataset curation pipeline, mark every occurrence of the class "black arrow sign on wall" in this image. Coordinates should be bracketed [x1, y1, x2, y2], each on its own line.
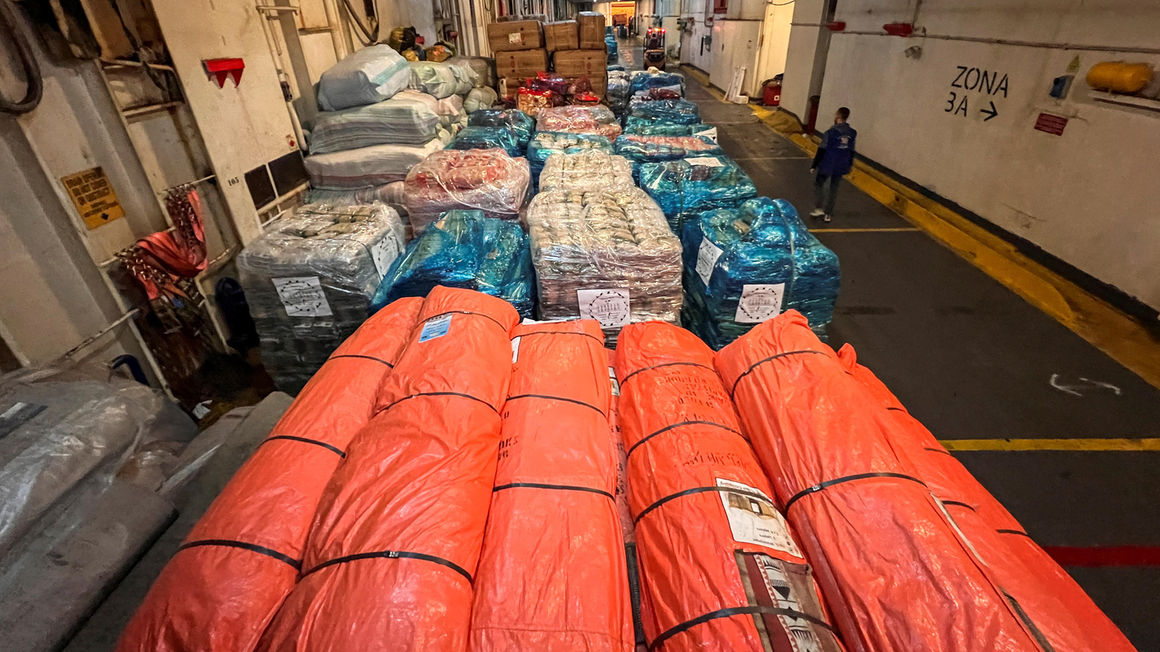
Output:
[980, 100, 998, 121]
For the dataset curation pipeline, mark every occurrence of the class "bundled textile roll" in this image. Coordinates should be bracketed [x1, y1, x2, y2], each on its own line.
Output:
[260, 287, 519, 651]
[469, 319, 632, 651]
[835, 346, 1135, 652]
[526, 189, 682, 343]
[467, 109, 536, 149]
[117, 299, 422, 652]
[614, 322, 842, 652]
[318, 44, 411, 111]
[607, 73, 631, 116]
[305, 138, 444, 190]
[371, 210, 535, 317]
[536, 105, 622, 139]
[682, 198, 840, 348]
[629, 69, 686, 96]
[464, 87, 499, 113]
[625, 99, 701, 126]
[639, 156, 757, 230]
[715, 312, 1048, 652]
[408, 61, 471, 99]
[527, 131, 613, 178]
[237, 203, 407, 393]
[614, 134, 721, 164]
[448, 125, 522, 156]
[403, 148, 531, 233]
[309, 92, 442, 154]
[305, 181, 405, 207]
[435, 94, 467, 133]
[538, 151, 635, 194]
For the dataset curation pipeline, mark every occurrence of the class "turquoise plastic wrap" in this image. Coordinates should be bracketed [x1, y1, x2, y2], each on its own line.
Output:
[626, 99, 701, 125]
[448, 126, 522, 156]
[623, 122, 716, 138]
[638, 155, 757, 230]
[614, 135, 722, 180]
[467, 109, 535, 150]
[628, 70, 685, 95]
[371, 210, 535, 316]
[680, 197, 840, 348]
[526, 131, 613, 178]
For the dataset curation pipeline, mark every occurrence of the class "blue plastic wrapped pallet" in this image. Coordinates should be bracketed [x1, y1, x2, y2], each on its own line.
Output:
[638, 155, 757, 230]
[680, 197, 840, 348]
[626, 99, 701, 125]
[629, 70, 686, 95]
[623, 122, 717, 139]
[448, 126, 522, 156]
[371, 210, 535, 316]
[614, 134, 723, 181]
[467, 109, 535, 150]
[526, 131, 613, 179]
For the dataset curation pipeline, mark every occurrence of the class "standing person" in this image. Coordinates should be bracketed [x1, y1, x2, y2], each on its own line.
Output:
[810, 106, 856, 223]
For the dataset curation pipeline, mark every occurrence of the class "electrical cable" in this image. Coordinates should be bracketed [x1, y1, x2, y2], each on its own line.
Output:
[0, 0, 43, 114]
[341, 0, 379, 45]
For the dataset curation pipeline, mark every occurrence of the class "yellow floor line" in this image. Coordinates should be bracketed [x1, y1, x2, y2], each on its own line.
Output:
[681, 65, 1160, 390]
[939, 438, 1160, 452]
[810, 227, 921, 233]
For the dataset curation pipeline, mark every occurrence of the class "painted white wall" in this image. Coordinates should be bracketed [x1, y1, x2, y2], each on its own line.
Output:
[375, 0, 437, 43]
[792, 0, 1160, 310]
[679, 0, 712, 70]
[780, 0, 828, 117]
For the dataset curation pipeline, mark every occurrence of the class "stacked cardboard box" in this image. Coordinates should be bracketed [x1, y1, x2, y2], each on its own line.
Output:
[489, 20, 547, 84]
[554, 49, 607, 98]
[488, 14, 609, 99]
[543, 20, 578, 52]
[577, 12, 606, 50]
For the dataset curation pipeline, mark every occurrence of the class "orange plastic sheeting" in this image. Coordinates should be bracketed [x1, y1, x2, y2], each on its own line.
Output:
[117, 298, 422, 652]
[614, 322, 842, 652]
[835, 346, 1136, 651]
[260, 286, 519, 651]
[469, 320, 633, 651]
[716, 311, 1044, 652]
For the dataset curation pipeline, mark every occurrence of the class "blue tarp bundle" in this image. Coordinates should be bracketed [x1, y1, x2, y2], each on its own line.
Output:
[629, 70, 685, 95]
[680, 197, 840, 348]
[638, 155, 757, 230]
[467, 109, 536, 150]
[448, 126, 522, 156]
[526, 131, 613, 179]
[623, 122, 716, 138]
[371, 210, 535, 316]
[626, 99, 701, 125]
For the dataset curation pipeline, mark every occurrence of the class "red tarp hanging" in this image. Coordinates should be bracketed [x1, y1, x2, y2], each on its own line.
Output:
[117, 297, 422, 652]
[260, 286, 519, 651]
[716, 311, 1046, 652]
[468, 319, 633, 651]
[835, 345, 1135, 652]
[614, 321, 842, 652]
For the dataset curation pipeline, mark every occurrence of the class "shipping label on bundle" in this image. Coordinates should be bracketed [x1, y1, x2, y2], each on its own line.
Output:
[717, 478, 801, 556]
[273, 277, 333, 317]
[419, 314, 452, 342]
[577, 289, 631, 328]
[608, 366, 620, 396]
[509, 32, 522, 44]
[695, 236, 724, 285]
[735, 283, 785, 323]
[511, 336, 521, 363]
[735, 552, 841, 652]
[370, 234, 402, 280]
[686, 156, 724, 168]
[694, 126, 718, 142]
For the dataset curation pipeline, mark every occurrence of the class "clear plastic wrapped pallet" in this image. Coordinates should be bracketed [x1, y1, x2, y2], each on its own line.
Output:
[309, 91, 442, 154]
[467, 109, 536, 149]
[371, 210, 534, 317]
[537, 151, 635, 194]
[237, 203, 407, 393]
[526, 188, 683, 343]
[403, 148, 531, 233]
[638, 154, 757, 230]
[448, 126, 522, 156]
[681, 197, 840, 348]
[535, 105, 622, 140]
[625, 99, 701, 125]
[526, 131, 613, 178]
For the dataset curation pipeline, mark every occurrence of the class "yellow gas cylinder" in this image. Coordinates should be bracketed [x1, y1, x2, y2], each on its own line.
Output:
[1086, 61, 1154, 93]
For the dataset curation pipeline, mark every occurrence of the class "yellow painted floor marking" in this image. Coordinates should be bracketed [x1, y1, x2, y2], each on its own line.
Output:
[939, 438, 1160, 452]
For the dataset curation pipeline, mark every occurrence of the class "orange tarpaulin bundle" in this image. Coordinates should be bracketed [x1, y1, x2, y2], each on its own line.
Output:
[836, 346, 1135, 651]
[715, 311, 1047, 652]
[118, 297, 423, 652]
[468, 320, 633, 651]
[260, 286, 519, 651]
[614, 321, 842, 652]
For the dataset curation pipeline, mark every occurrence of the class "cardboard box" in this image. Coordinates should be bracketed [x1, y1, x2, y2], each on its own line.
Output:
[487, 20, 543, 52]
[494, 49, 548, 80]
[577, 12, 606, 50]
[553, 49, 607, 79]
[543, 20, 578, 52]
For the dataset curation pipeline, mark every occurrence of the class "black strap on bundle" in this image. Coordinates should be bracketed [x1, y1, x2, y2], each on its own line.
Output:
[648, 605, 837, 650]
[300, 549, 472, 583]
[493, 482, 613, 500]
[505, 393, 606, 418]
[940, 499, 975, 511]
[783, 471, 927, 511]
[262, 435, 346, 458]
[633, 485, 772, 526]
[626, 419, 743, 458]
[380, 391, 498, 414]
[423, 309, 508, 333]
[514, 329, 605, 345]
[997, 528, 1033, 539]
[327, 353, 394, 367]
[177, 539, 302, 570]
[728, 349, 829, 398]
[618, 361, 715, 388]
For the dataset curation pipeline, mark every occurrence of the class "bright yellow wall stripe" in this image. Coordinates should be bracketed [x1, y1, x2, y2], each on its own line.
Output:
[938, 438, 1160, 452]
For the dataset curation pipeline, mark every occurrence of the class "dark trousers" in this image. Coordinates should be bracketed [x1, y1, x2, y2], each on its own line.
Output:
[814, 173, 841, 215]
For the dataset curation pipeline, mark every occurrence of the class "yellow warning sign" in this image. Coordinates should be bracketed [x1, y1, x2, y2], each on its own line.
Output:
[60, 166, 125, 230]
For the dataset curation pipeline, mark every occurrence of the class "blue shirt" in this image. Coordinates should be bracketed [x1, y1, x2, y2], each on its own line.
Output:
[817, 123, 857, 176]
